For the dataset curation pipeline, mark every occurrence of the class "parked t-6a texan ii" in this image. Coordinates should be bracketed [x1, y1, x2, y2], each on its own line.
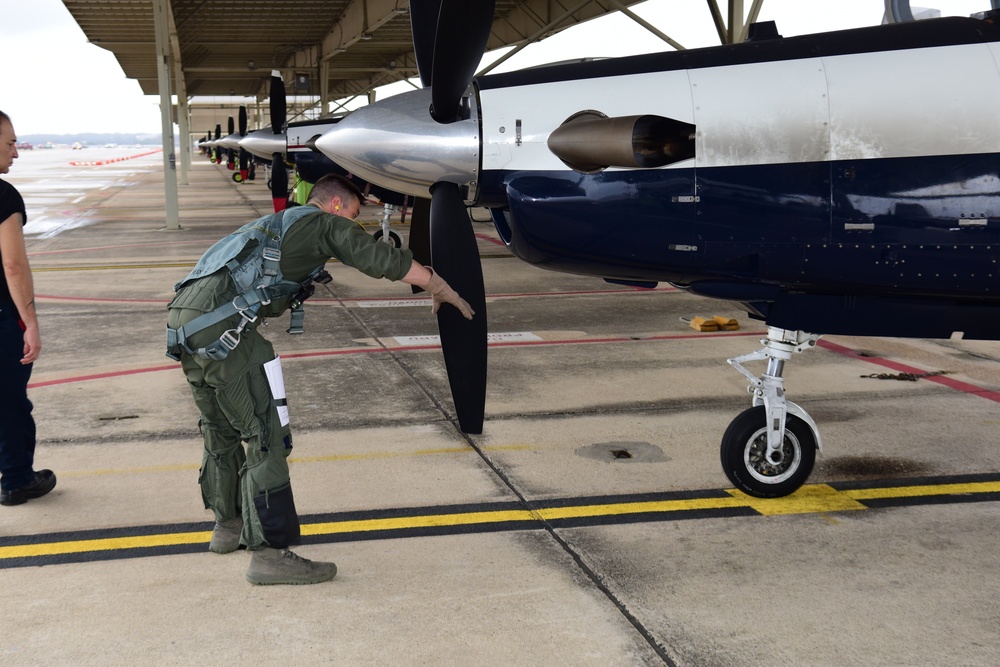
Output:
[314, 2, 1000, 498]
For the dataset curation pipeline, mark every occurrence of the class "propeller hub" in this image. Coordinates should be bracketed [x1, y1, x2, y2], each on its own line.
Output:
[314, 87, 480, 200]
[217, 132, 242, 151]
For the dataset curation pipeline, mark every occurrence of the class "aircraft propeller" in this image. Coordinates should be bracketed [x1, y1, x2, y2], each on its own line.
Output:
[225, 116, 237, 170]
[406, 0, 496, 434]
[269, 71, 289, 211]
[237, 106, 250, 183]
[213, 124, 222, 164]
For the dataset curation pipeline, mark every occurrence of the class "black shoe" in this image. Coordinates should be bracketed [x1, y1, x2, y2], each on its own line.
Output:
[1, 470, 57, 506]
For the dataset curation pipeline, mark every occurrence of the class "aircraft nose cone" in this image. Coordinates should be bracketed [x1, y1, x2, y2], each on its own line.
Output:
[217, 133, 242, 151]
[313, 87, 479, 200]
[240, 129, 286, 159]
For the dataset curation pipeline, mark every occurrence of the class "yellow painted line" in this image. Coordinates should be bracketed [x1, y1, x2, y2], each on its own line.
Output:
[302, 497, 749, 538]
[292, 443, 534, 464]
[58, 444, 536, 477]
[61, 463, 198, 477]
[303, 509, 536, 536]
[535, 496, 745, 520]
[843, 480, 1000, 501]
[1, 499, 745, 561]
[5, 480, 1000, 562]
[35, 263, 197, 272]
[0, 531, 212, 560]
[727, 484, 868, 515]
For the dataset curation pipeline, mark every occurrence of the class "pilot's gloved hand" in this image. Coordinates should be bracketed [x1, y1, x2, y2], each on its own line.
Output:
[424, 266, 475, 320]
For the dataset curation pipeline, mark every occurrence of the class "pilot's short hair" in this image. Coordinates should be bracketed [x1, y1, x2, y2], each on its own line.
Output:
[307, 174, 364, 207]
[0, 110, 10, 126]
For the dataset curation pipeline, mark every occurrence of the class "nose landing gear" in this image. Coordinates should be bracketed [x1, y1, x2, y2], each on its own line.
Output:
[722, 327, 823, 497]
[372, 203, 403, 247]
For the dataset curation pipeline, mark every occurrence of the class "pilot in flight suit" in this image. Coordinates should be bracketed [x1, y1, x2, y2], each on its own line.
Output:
[166, 174, 472, 585]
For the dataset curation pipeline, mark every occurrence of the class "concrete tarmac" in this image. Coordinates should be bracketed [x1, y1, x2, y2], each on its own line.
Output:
[2, 147, 1000, 666]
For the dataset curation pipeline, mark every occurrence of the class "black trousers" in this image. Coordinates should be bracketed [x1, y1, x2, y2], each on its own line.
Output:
[0, 300, 36, 492]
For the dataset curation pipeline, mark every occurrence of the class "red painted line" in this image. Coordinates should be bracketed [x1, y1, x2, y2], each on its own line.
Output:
[29, 240, 208, 256]
[818, 339, 1000, 403]
[36, 294, 167, 304]
[33, 286, 677, 306]
[29, 365, 179, 388]
[27, 330, 761, 389]
[69, 149, 162, 166]
[474, 233, 506, 247]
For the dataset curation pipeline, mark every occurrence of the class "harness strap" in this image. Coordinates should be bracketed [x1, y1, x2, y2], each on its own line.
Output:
[165, 210, 331, 361]
[287, 306, 305, 335]
[167, 287, 273, 361]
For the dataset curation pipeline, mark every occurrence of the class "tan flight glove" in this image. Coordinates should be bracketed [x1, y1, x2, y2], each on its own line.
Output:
[424, 267, 475, 320]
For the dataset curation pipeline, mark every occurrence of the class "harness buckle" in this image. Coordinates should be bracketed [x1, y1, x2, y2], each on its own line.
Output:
[232, 294, 260, 321]
[262, 247, 281, 277]
[219, 329, 241, 351]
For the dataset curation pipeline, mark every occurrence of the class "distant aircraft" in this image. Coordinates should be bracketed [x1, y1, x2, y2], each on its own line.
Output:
[240, 71, 411, 239]
[315, 3, 1000, 497]
[239, 72, 290, 212]
[211, 107, 256, 184]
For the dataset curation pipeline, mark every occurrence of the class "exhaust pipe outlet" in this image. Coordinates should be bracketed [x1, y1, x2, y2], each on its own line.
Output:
[547, 111, 696, 173]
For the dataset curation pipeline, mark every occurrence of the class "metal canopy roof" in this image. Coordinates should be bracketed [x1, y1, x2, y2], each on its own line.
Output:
[62, 0, 653, 102]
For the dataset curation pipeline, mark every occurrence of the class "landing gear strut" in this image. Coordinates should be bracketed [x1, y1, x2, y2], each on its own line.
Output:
[372, 203, 403, 247]
[722, 327, 823, 497]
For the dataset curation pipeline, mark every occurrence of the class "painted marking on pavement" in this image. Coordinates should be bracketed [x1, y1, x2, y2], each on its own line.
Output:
[2, 473, 999, 569]
[27, 330, 760, 389]
[395, 332, 544, 346]
[818, 339, 1000, 404]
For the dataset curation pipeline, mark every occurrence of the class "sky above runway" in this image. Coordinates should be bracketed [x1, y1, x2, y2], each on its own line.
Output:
[0, 0, 989, 135]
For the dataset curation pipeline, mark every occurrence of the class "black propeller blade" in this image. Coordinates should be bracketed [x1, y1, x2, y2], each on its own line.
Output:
[404, 1, 496, 433]
[410, 0, 496, 123]
[429, 182, 487, 434]
[409, 0, 439, 88]
[238, 106, 249, 182]
[409, 197, 433, 289]
[270, 71, 286, 133]
[269, 71, 288, 211]
[213, 124, 221, 164]
[226, 116, 236, 170]
[271, 154, 288, 211]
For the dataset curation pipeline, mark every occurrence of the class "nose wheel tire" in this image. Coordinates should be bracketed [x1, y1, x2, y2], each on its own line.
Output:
[373, 228, 403, 248]
[721, 405, 816, 498]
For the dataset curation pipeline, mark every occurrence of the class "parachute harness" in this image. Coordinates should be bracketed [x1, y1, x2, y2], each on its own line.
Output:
[166, 210, 329, 361]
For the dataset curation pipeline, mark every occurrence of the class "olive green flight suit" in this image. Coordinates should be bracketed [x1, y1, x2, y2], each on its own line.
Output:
[168, 206, 413, 550]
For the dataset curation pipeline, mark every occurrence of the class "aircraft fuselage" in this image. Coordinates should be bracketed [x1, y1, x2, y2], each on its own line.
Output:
[318, 17, 1000, 339]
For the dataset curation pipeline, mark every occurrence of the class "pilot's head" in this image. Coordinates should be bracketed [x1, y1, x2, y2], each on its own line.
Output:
[308, 174, 364, 219]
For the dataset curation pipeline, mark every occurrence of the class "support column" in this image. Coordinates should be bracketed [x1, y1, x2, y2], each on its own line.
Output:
[727, 0, 744, 44]
[320, 60, 330, 116]
[153, 0, 180, 230]
[174, 69, 190, 186]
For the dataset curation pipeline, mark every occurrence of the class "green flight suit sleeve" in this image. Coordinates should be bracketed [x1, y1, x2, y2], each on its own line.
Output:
[279, 210, 413, 283]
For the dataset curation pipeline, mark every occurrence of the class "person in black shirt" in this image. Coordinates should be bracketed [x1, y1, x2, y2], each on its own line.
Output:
[0, 110, 55, 506]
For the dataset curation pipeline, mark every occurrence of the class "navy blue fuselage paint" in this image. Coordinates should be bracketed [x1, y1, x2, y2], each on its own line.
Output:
[488, 152, 1000, 339]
